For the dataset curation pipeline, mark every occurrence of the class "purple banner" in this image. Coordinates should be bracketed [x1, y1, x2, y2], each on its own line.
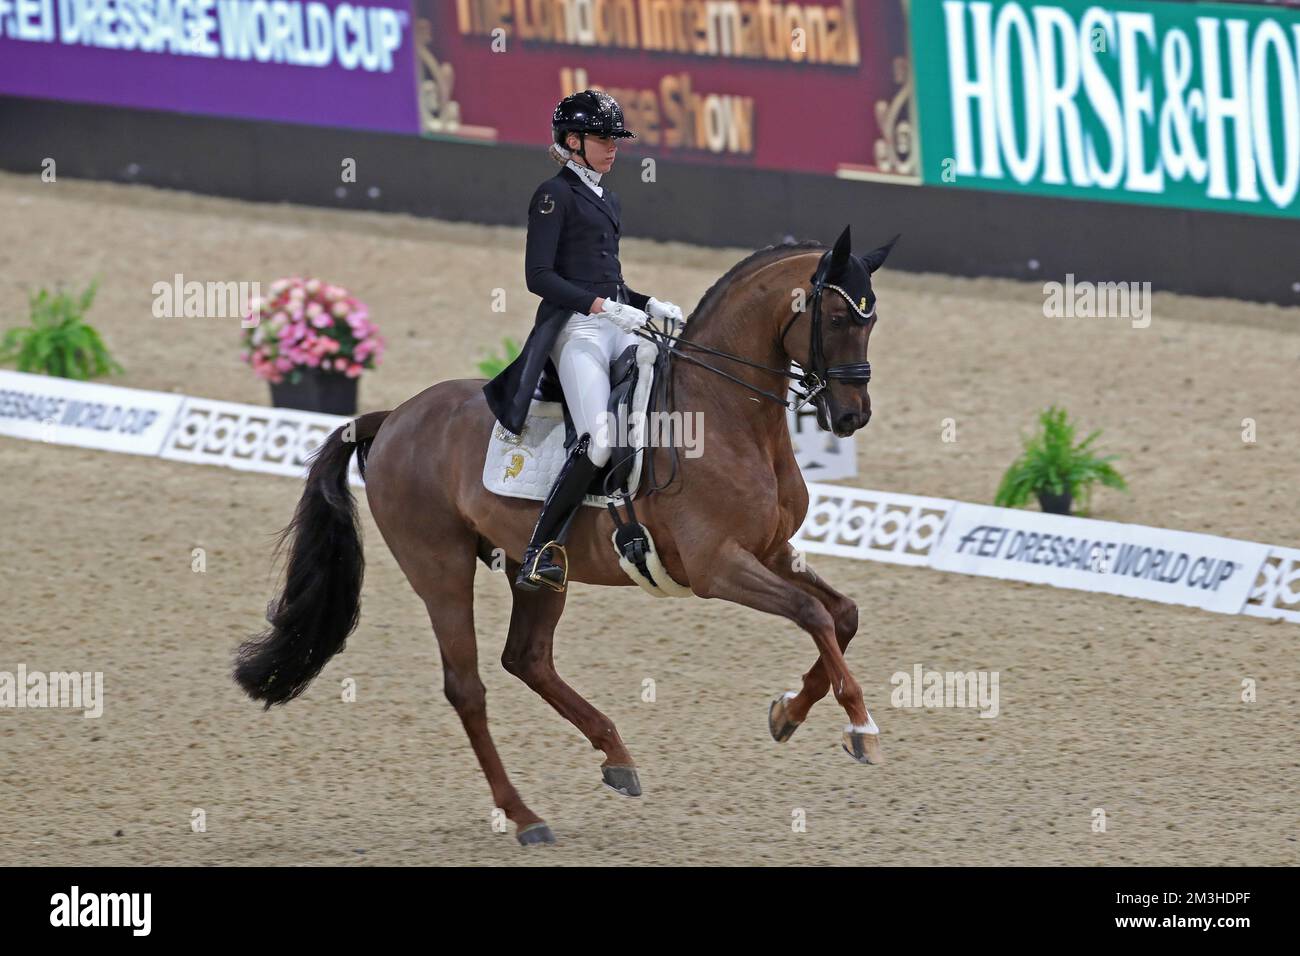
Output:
[0, 0, 420, 133]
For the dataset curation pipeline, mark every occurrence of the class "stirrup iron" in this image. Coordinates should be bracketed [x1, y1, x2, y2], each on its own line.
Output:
[523, 540, 569, 592]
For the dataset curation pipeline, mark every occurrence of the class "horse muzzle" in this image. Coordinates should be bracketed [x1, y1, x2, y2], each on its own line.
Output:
[832, 409, 871, 437]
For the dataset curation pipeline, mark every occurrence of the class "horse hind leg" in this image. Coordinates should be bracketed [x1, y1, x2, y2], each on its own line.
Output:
[410, 533, 556, 846]
[500, 558, 641, 797]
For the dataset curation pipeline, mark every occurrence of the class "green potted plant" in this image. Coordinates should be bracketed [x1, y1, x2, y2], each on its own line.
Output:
[1, 280, 121, 380]
[476, 336, 521, 378]
[994, 406, 1127, 515]
[241, 277, 385, 415]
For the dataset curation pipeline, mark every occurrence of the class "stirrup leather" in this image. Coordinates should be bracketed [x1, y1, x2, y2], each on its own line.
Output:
[524, 540, 569, 592]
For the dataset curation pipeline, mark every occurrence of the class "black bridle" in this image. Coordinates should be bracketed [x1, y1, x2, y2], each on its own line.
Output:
[778, 276, 875, 401]
[635, 253, 873, 411]
[617, 251, 873, 497]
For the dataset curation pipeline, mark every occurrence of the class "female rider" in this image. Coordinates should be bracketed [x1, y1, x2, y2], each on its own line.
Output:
[482, 89, 684, 591]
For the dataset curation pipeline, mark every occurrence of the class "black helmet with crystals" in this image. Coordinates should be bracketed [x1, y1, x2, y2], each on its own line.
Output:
[552, 89, 636, 146]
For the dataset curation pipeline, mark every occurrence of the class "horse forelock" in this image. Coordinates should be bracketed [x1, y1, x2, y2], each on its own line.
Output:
[684, 240, 825, 336]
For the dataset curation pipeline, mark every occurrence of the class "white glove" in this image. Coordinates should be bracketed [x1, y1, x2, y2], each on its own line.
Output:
[599, 299, 649, 333]
[646, 297, 685, 325]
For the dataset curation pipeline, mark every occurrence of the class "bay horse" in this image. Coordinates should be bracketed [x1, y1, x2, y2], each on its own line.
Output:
[235, 227, 894, 845]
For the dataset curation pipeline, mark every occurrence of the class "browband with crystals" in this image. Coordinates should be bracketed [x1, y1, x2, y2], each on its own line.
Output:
[825, 283, 876, 321]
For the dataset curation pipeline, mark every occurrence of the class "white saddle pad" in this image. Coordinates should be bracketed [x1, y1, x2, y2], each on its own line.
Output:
[483, 340, 659, 508]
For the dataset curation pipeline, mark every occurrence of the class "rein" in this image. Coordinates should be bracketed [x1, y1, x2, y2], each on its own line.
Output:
[635, 271, 873, 412]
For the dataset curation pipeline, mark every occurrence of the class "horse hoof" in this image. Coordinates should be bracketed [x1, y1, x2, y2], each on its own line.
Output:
[516, 822, 556, 846]
[842, 727, 884, 765]
[768, 691, 802, 743]
[601, 765, 642, 797]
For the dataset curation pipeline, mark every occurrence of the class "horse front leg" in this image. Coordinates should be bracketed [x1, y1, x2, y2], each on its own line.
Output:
[689, 541, 882, 764]
[763, 543, 862, 745]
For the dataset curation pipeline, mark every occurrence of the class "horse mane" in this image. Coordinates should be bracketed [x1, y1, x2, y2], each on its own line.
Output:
[685, 239, 824, 333]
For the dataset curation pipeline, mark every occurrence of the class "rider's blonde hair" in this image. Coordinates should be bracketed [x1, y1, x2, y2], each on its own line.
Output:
[549, 133, 576, 166]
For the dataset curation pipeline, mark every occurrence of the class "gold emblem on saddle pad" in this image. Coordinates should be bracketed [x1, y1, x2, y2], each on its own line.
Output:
[504, 453, 525, 480]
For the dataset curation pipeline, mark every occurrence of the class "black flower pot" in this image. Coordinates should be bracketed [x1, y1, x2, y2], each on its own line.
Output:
[269, 368, 358, 416]
[1036, 488, 1073, 515]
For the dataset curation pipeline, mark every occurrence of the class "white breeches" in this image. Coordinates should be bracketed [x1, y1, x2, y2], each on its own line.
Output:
[549, 292, 641, 468]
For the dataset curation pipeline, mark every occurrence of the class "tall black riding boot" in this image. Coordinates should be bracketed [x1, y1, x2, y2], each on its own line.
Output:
[515, 434, 600, 592]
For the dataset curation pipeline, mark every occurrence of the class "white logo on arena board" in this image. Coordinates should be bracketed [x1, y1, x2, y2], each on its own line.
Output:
[0, 665, 103, 718]
[10, 2, 408, 74]
[152, 274, 261, 325]
[891, 664, 999, 718]
[1043, 274, 1152, 329]
[49, 886, 150, 936]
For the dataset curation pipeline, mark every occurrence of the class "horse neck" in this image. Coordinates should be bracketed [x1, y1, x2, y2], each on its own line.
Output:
[673, 253, 812, 433]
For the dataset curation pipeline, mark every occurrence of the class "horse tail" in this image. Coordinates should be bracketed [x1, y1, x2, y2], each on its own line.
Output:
[234, 410, 391, 707]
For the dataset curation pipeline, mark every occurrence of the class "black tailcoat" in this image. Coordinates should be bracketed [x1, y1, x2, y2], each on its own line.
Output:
[483, 164, 650, 435]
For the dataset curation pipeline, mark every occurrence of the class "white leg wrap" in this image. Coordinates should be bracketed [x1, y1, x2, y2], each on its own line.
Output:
[846, 713, 880, 735]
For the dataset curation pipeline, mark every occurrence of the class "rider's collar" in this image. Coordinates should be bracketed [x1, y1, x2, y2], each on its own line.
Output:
[565, 159, 603, 191]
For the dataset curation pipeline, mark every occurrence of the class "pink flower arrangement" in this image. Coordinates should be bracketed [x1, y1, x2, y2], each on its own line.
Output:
[240, 277, 385, 384]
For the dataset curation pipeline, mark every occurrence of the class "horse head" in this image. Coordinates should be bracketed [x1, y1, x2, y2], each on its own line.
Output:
[781, 225, 898, 437]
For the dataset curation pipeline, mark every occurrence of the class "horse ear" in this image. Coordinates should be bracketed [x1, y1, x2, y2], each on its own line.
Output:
[829, 224, 853, 271]
[861, 234, 901, 273]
